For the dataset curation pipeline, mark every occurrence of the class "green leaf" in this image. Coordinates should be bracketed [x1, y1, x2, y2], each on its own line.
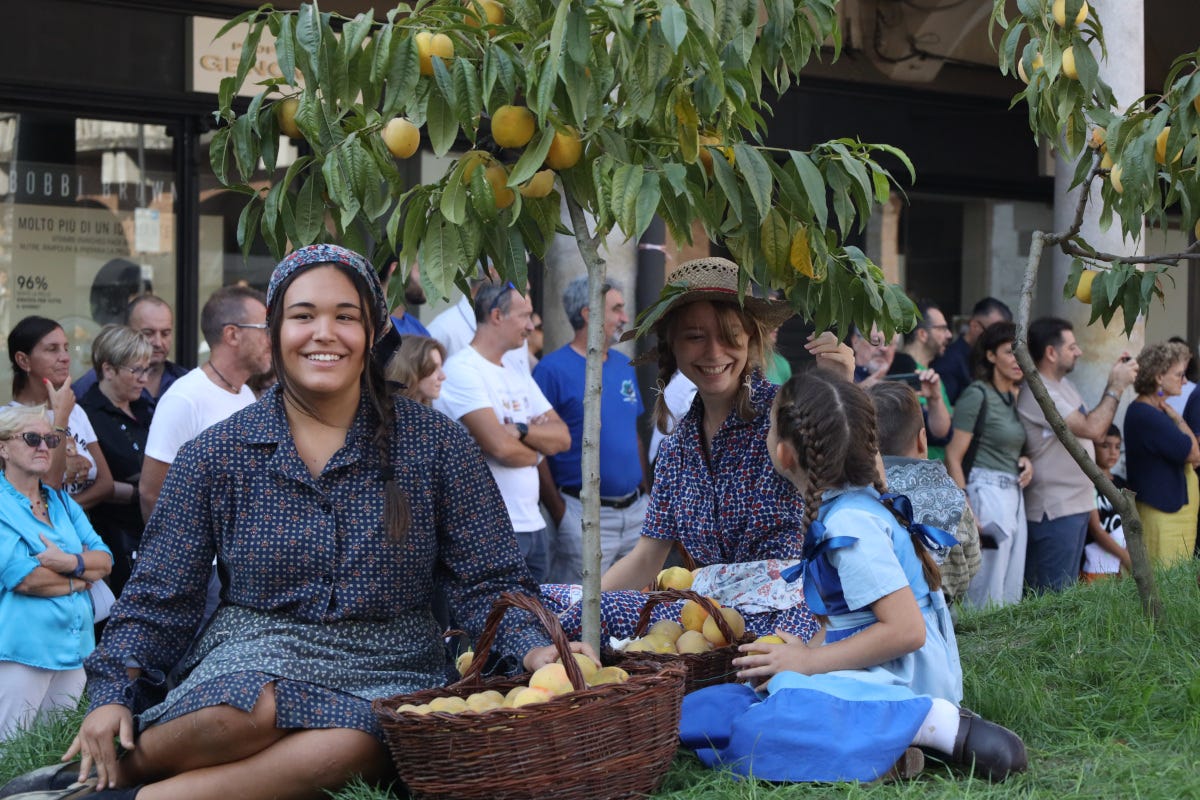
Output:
[734, 144, 774, 220]
[383, 34, 420, 118]
[426, 90, 458, 157]
[233, 19, 266, 97]
[633, 172, 661, 241]
[760, 208, 790, 275]
[294, 173, 326, 245]
[209, 127, 233, 185]
[230, 114, 258, 182]
[508, 128, 555, 186]
[790, 151, 828, 229]
[236, 194, 264, 258]
[660, 1, 687, 52]
[532, 55, 558, 120]
[440, 173, 469, 226]
[711, 151, 743, 223]
[565, 5, 591, 65]
[295, 4, 322, 81]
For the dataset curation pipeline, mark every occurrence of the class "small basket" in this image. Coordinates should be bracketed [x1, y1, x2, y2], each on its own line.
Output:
[607, 589, 755, 694]
[373, 592, 686, 800]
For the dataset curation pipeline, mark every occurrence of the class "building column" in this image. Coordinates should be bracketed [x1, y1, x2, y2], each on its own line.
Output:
[1049, 0, 1145, 406]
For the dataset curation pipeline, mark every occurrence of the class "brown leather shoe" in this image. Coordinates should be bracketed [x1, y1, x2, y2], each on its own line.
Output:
[952, 707, 1028, 781]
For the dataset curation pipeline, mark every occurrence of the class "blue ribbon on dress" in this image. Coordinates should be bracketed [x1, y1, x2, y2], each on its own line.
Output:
[780, 519, 858, 616]
[879, 492, 960, 552]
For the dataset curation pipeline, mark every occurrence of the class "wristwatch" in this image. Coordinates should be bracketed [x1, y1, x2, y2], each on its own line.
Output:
[516, 422, 529, 441]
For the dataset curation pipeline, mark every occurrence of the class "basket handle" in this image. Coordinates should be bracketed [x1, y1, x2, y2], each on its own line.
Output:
[453, 591, 588, 692]
[673, 541, 697, 571]
[631, 589, 738, 645]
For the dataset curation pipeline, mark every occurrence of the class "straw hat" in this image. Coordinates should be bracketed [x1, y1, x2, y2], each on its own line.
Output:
[621, 256, 795, 345]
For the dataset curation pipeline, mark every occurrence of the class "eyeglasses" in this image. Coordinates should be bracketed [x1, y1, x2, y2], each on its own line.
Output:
[486, 282, 518, 316]
[227, 322, 269, 330]
[7, 432, 63, 449]
[924, 323, 951, 332]
[120, 365, 151, 378]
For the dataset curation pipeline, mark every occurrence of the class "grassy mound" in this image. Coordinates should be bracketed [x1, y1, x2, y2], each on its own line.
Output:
[4, 564, 1199, 799]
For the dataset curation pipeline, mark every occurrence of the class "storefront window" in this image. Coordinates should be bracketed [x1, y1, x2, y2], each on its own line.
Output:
[0, 113, 175, 394]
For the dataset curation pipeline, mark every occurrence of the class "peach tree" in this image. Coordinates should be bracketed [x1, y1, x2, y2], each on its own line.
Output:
[993, 0, 1200, 618]
[213, 0, 919, 650]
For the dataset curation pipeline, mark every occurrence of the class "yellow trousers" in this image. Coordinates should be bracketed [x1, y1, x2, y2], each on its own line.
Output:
[1136, 466, 1198, 564]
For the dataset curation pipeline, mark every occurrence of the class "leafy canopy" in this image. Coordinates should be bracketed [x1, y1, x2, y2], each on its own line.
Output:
[214, 0, 920, 338]
[992, 0, 1200, 334]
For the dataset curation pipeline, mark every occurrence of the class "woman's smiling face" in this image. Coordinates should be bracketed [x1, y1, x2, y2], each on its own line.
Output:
[278, 265, 368, 400]
[669, 301, 750, 407]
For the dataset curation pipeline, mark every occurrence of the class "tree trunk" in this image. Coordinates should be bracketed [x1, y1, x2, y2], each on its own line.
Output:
[1014, 232, 1162, 620]
[564, 187, 607, 656]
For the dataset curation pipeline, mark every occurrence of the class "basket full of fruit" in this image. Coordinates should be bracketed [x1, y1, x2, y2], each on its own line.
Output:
[372, 592, 686, 800]
[606, 589, 756, 694]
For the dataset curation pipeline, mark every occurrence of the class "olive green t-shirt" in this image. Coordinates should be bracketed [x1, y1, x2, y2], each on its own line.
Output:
[951, 380, 1024, 476]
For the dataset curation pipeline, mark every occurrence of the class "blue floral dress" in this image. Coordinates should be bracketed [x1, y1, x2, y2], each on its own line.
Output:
[679, 486, 963, 782]
[85, 387, 548, 739]
[541, 373, 817, 640]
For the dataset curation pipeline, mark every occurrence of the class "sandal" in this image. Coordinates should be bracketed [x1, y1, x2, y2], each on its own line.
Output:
[951, 707, 1028, 781]
[0, 764, 92, 797]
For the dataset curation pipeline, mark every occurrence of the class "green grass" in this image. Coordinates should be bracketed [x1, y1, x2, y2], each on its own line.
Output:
[4, 564, 1200, 799]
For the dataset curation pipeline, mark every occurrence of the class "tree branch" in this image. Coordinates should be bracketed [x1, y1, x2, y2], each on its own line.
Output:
[1014, 231, 1162, 620]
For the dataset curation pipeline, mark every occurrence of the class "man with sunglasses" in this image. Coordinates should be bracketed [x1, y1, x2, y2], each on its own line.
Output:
[435, 281, 570, 582]
[426, 270, 532, 373]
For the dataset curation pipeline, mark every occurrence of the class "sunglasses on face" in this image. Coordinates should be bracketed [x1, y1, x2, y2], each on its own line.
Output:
[8, 432, 62, 449]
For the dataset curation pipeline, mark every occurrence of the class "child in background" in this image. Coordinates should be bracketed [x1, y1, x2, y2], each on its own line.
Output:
[678, 371, 1027, 783]
[1082, 425, 1131, 580]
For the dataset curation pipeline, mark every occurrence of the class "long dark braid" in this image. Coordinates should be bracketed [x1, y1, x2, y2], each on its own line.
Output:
[774, 371, 940, 590]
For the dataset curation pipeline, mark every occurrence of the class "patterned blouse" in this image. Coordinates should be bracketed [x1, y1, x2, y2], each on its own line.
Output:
[544, 372, 816, 640]
[85, 386, 547, 732]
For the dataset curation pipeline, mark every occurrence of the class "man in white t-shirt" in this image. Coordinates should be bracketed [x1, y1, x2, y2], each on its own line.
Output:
[434, 282, 569, 581]
[427, 274, 531, 372]
[139, 286, 272, 521]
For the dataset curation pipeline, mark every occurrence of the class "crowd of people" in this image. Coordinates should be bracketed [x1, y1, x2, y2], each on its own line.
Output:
[4, 245, 1191, 797]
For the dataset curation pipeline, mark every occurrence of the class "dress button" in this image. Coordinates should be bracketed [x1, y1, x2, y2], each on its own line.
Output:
[321, 575, 333, 585]
[321, 503, 333, 514]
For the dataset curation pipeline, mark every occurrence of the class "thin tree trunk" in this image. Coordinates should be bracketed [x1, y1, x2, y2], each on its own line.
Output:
[564, 187, 606, 656]
[1013, 232, 1161, 620]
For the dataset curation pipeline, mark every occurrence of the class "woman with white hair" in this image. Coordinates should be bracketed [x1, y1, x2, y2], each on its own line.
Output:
[0, 403, 112, 741]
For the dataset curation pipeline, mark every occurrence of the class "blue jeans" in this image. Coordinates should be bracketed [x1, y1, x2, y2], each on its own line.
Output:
[514, 527, 550, 583]
[1024, 512, 1089, 594]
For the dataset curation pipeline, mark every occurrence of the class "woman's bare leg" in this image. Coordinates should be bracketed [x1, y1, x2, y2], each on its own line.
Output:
[134, 727, 390, 800]
[118, 683, 288, 784]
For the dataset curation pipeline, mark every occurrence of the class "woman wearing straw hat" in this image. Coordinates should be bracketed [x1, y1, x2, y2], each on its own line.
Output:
[542, 256, 854, 641]
[4, 245, 590, 800]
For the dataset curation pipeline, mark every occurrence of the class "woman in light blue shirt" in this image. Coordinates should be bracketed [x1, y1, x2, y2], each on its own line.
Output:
[0, 403, 112, 740]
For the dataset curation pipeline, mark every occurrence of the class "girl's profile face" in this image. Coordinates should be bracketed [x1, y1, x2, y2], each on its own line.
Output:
[767, 399, 808, 493]
[279, 266, 368, 400]
[416, 348, 446, 404]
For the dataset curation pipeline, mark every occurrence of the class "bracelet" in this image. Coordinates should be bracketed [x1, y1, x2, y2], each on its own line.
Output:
[73, 553, 86, 577]
[1103, 389, 1121, 402]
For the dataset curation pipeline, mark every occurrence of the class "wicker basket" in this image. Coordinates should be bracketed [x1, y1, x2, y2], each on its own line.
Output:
[373, 592, 686, 800]
[607, 589, 755, 694]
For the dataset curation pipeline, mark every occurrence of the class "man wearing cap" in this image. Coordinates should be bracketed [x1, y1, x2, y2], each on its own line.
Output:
[534, 276, 648, 583]
[435, 282, 570, 582]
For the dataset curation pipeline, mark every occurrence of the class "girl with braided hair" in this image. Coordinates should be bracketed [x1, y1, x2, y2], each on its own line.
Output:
[679, 370, 1027, 783]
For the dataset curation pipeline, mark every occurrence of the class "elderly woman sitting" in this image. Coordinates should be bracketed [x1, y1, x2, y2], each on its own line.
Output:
[0, 404, 112, 741]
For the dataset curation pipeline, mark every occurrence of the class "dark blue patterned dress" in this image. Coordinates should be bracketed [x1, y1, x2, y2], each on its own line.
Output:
[542, 373, 817, 640]
[84, 386, 548, 738]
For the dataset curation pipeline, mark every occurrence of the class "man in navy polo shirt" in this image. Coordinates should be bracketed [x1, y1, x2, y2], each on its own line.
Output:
[535, 276, 649, 584]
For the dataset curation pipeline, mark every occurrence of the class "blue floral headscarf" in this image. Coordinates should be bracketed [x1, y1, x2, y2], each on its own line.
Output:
[266, 244, 391, 343]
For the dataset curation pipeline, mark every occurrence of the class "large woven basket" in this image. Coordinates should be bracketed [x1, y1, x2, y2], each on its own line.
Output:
[607, 589, 755, 694]
[373, 592, 686, 800]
